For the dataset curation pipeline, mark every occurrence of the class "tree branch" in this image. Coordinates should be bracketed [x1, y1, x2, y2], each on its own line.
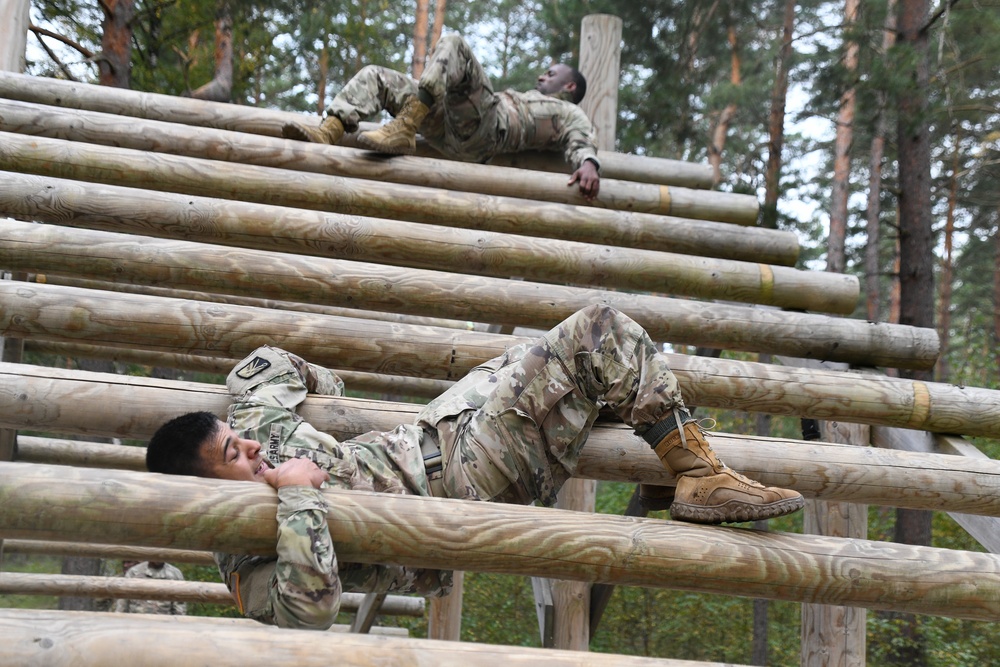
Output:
[29, 24, 96, 60]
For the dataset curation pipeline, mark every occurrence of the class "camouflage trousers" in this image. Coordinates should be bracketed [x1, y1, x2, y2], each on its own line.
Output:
[326, 34, 502, 162]
[417, 305, 687, 507]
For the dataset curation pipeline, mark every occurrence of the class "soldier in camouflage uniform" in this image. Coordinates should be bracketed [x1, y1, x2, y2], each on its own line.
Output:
[146, 305, 802, 630]
[113, 561, 187, 616]
[282, 34, 602, 199]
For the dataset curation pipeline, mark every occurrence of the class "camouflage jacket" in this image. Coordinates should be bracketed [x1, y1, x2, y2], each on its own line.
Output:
[215, 346, 449, 630]
[113, 561, 187, 615]
[495, 89, 600, 171]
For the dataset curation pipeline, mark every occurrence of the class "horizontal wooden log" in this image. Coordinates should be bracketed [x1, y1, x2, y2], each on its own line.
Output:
[0, 98, 753, 222]
[14, 420, 1000, 516]
[1, 462, 997, 621]
[2, 539, 215, 564]
[0, 285, 991, 436]
[1, 221, 931, 367]
[1, 609, 688, 667]
[0, 70, 715, 190]
[0, 573, 425, 616]
[25, 340, 451, 400]
[0, 167, 799, 279]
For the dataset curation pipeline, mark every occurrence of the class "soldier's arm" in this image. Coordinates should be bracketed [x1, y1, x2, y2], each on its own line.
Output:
[224, 484, 342, 630]
[559, 106, 601, 199]
[227, 346, 345, 412]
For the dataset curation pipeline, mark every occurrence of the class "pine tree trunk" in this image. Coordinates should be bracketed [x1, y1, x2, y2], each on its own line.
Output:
[430, 0, 447, 49]
[891, 0, 934, 663]
[707, 21, 741, 186]
[98, 0, 134, 88]
[761, 0, 796, 231]
[412, 0, 430, 78]
[828, 0, 860, 275]
[937, 135, 960, 382]
[864, 0, 898, 322]
[188, 0, 233, 102]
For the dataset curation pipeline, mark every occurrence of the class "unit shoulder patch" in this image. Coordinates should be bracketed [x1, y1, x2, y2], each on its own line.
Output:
[235, 356, 272, 380]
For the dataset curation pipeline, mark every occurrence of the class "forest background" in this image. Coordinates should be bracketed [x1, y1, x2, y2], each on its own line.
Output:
[6, 0, 1000, 665]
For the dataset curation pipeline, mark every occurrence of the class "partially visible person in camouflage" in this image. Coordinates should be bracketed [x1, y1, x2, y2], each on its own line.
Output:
[113, 560, 187, 616]
[146, 305, 803, 630]
[282, 34, 602, 200]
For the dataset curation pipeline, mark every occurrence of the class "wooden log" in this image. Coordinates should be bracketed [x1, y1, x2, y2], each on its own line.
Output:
[0, 140, 763, 272]
[0, 285, 990, 437]
[25, 340, 453, 400]
[6, 365, 1000, 515]
[1, 609, 698, 667]
[0, 0, 29, 74]
[0, 98, 756, 222]
[1, 462, 998, 621]
[0, 69, 716, 190]
[0, 214, 851, 318]
[1, 226, 928, 370]
[2, 539, 215, 564]
[0, 168, 799, 283]
[0, 572, 426, 616]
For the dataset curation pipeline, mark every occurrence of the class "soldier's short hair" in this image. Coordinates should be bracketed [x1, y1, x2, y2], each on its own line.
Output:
[146, 411, 220, 477]
[569, 68, 587, 104]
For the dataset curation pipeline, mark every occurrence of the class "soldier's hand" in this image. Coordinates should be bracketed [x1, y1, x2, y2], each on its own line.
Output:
[264, 458, 329, 490]
[568, 161, 600, 201]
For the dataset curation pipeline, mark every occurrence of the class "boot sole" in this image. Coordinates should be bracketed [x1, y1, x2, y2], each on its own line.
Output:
[281, 122, 314, 142]
[669, 496, 805, 525]
[357, 133, 416, 155]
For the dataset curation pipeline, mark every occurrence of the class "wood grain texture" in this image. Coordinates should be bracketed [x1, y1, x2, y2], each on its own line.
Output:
[0, 609, 696, 667]
[0, 98, 752, 221]
[0, 69, 716, 189]
[1, 462, 998, 621]
[0, 219, 936, 368]
[0, 284, 989, 436]
[0, 364, 1000, 519]
[0, 573, 425, 615]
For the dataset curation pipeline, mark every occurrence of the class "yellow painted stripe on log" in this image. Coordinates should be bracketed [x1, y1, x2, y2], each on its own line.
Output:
[758, 264, 775, 303]
[659, 184, 672, 214]
[911, 381, 932, 428]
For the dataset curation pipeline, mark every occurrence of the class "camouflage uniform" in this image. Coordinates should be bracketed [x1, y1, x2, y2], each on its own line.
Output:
[218, 305, 688, 629]
[113, 561, 187, 615]
[326, 34, 600, 171]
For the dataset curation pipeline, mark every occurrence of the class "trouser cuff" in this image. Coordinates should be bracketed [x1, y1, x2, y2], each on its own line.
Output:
[639, 408, 693, 447]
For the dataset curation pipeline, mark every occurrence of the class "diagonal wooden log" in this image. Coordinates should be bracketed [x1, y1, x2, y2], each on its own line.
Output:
[0, 70, 716, 190]
[0, 135, 856, 313]
[0, 98, 754, 222]
[2, 539, 215, 564]
[0, 169, 796, 268]
[0, 134, 769, 267]
[1, 220, 935, 367]
[1, 461, 998, 621]
[0, 572, 425, 615]
[6, 366, 1000, 516]
[0, 609, 702, 666]
[0, 284, 992, 436]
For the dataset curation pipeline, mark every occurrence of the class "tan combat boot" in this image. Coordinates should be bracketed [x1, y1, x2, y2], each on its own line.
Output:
[281, 115, 345, 145]
[357, 96, 430, 155]
[652, 418, 803, 524]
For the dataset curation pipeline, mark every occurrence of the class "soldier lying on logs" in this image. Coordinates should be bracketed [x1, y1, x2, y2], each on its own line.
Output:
[146, 305, 802, 629]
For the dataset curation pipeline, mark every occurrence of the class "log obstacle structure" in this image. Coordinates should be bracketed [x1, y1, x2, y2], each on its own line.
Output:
[0, 58, 996, 666]
[0, 218, 937, 368]
[3, 462, 1000, 623]
[0, 69, 715, 189]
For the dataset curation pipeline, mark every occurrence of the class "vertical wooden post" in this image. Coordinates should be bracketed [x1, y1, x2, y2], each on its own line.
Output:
[801, 420, 868, 667]
[427, 571, 463, 641]
[548, 13, 623, 652]
[0, 0, 30, 73]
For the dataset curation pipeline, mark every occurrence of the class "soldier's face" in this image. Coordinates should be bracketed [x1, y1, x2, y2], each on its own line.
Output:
[198, 420, 271, 483]
[536, 64, 575, 96]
